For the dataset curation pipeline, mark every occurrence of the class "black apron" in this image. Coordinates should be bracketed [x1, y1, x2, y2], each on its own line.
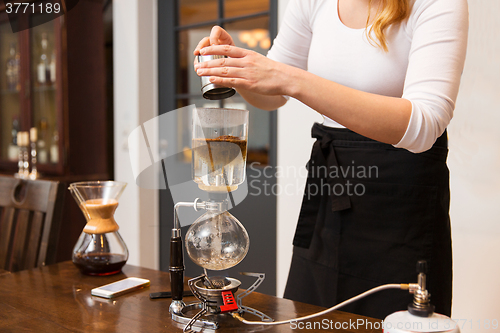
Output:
[283, 123, 452, 319]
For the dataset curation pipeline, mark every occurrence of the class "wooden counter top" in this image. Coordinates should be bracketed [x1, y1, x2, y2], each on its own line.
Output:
[0, 261, 383, 332]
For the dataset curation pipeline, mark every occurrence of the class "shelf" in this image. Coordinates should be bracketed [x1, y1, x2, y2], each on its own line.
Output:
[1, 89, 20, 96]
[0, 85, 56, 95]
[34, 85, 56, 93]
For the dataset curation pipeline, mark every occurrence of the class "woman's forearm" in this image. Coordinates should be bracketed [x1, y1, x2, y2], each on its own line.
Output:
[236, 88, 287, 111]
[285, 66, 411, 145]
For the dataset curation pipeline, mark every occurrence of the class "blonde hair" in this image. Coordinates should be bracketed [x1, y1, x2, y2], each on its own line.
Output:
[367, 0, 411, 52]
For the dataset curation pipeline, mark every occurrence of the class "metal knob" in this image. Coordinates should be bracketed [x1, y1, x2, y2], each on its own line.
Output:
[408, 260, 435, 317]
[416, 260, 428, 274]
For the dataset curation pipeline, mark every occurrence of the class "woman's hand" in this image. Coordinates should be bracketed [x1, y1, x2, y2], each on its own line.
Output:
[194, 43, 289, 97]
[193, 26, 289, 110]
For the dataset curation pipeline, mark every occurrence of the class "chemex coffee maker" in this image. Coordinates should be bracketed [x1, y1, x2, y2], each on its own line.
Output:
[69, 181, 129, 276]
[169, 107, 273, 332]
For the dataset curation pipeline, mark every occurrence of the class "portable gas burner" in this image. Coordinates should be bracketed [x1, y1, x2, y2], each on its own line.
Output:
[171, 272, 272, 332]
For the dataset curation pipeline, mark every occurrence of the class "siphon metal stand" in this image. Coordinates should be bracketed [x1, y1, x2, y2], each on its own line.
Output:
[169, 199, 273, 332]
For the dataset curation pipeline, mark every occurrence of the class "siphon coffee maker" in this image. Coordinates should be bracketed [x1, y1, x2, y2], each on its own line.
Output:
[169, 107, 273, 332]
[69, 181, 129, 276]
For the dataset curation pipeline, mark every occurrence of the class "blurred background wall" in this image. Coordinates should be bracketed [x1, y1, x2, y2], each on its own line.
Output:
[113, 0, 159, 270]
[447, 0, 500, 330]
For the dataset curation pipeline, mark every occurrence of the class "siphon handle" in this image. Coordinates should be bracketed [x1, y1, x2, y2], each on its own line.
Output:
[169, 235, 184, 301]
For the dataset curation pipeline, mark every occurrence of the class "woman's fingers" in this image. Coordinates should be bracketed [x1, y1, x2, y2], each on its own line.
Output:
[193, 37, 211, 55]
[195, 66, 246, 78]
[199, 44, 248, 58]
[209, 76, 248, 89]
[193, 26, 235, 56]
[194, 26, 234, 55]
[209, 26, 234, 47]
[194, 56, 244, 70]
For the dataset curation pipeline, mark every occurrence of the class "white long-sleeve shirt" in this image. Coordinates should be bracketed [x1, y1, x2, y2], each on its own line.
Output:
[267, 0, 469, 153]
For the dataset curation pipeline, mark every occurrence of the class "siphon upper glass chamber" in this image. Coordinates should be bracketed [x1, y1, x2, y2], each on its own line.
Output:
[192, 108, 249, 193]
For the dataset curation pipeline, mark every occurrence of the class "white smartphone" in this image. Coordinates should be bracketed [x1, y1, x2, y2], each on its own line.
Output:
[91, 277, 150, 298]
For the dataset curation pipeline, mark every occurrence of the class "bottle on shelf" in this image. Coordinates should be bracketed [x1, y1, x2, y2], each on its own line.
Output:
[16, 132, 25, 178]
[8, 116, 20, 161]
[29, 127, 39, 180]
[15, 132, 30, 179]
[38, 118, 49, 164]
[50, 130, 59, 164]
[50, 51, 56, 84]
[5, 43, 20, 91]
[37, 33, 50, 85]
[22, 132, 30, 178]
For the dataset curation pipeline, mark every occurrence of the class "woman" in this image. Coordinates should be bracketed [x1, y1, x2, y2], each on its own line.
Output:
[194, 0, 468, 319]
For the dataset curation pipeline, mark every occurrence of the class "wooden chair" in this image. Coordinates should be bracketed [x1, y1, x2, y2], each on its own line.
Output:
[0, 176, 64, 273]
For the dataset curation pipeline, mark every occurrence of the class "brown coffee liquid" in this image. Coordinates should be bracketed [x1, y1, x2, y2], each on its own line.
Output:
[73, 253, 127, 276]
[192, 135, 247, 172]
